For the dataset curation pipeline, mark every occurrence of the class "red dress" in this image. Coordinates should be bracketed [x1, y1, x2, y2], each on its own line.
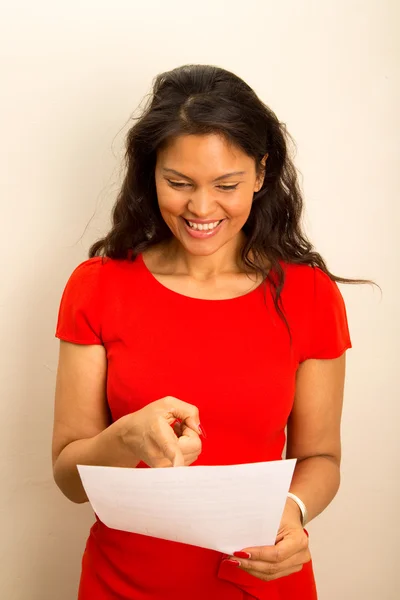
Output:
[56, 253, 352, 599]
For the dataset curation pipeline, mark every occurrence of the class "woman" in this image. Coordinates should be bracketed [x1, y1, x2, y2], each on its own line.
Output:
[53, 64, 368, 600]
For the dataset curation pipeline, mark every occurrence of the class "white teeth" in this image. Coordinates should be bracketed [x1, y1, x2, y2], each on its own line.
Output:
[187, 220, 221, 231]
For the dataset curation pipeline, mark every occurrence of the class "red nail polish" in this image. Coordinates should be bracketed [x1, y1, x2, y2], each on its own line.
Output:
[198, 423, 207, 438]
[233, 551, 251, 559]
[223, 559, 240, 566]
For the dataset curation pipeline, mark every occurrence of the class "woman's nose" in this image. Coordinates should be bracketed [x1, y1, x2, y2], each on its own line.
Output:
[187, 188, 217, 217]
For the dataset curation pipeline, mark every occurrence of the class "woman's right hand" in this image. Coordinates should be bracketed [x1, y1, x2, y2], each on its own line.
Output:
[117, 396, 203, 468]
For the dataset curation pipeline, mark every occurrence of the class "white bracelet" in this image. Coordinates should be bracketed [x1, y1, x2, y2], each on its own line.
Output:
[287, 492, 308, 528]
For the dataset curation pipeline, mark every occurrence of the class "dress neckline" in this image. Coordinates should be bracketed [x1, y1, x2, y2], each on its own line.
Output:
[138, 252, 272, 303]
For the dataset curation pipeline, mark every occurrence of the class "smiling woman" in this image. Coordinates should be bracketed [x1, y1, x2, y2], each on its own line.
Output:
[53, 64, 374, 600]
[155, 134, 265, 253]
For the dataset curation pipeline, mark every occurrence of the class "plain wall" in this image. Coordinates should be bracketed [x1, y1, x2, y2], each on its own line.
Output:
[1, 1, 398, 598]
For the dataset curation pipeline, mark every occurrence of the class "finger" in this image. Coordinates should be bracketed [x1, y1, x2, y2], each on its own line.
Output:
[180, 424, 201, 439]
[147, 456, 172, 468]
[172, 420, 182, 437]
[172, 448, 184, 467]
[154, 417, 185, 467]
[178, 436, 202, 463]
[178, 427, 202, 452]
[230, 551, 309, 576]
[164, 397, 201, 435]
[166, 437, 184, 467]
[241, 530, 308, 563]
[275, 531, 285, 543]
[178, 432, 202, 450]
[182, 452, 200, 466]
[241, 565, 303, 582]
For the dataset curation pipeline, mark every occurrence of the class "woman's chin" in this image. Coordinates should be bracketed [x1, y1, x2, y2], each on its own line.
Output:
[181, 241, 222, 257]
[179, 235, 242, 258]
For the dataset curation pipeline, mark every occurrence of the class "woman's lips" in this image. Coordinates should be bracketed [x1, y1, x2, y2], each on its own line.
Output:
[182, 217, 225, 239]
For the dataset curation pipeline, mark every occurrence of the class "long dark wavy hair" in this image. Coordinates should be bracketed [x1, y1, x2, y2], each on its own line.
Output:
[90, 64, 374, 334]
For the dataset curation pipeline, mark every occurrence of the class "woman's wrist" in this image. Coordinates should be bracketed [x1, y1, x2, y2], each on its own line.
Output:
[282, 496, 304, 527]
[95, 416, 141, 468]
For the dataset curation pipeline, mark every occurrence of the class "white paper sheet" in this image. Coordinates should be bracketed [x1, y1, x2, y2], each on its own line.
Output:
[78, 460, 296, 555]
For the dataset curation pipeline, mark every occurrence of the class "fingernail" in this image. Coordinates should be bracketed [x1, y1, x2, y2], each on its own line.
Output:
[233, 551, 251, 559]
[198, 423, 207, 438]
[223, 559, 240, 567]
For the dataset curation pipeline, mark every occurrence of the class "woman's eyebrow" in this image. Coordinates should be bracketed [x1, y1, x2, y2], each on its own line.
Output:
[162, 168, 246, 182]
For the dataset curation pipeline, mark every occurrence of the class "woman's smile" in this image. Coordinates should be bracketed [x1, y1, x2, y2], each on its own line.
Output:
[182, 217, 225, 238]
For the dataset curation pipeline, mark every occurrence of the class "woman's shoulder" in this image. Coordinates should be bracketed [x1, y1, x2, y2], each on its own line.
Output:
[279, 260, 340, 304]
[69, 254, 143, 277]
[68, 255, 104, 275]
[279, 259, 314, 286]
[61, 256, 104, 292]
[62, 254, 146, 297]
[281, 260, 331, 282]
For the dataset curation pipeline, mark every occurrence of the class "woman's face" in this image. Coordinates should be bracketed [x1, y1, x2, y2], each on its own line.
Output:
[155, 134, 265, 257]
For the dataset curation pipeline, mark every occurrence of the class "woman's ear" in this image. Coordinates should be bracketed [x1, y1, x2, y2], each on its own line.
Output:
[254, 153, 268, 192]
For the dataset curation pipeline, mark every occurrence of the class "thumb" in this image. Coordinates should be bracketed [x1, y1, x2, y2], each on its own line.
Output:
[159, 420, 185, 467]
[166, 397, 201, 436]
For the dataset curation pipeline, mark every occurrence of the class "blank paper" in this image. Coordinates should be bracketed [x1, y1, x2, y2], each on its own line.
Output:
[78, 459, 296, 555]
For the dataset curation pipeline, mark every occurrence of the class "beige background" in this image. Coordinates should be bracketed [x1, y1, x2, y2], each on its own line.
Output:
[1, 1, 398, 598]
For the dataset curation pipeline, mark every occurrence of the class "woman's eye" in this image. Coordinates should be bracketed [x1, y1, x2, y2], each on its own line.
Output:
[167, 180, 191, 189]
[217, 184, 239, 191]
[167, 180, 238, 191]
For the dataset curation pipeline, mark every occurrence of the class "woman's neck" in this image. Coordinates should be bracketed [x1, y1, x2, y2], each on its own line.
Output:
[159, 234, 247, 280]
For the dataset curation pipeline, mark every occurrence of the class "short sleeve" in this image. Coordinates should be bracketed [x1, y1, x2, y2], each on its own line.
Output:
[55, 258, 104, 345]
[302, 267, 352, 361]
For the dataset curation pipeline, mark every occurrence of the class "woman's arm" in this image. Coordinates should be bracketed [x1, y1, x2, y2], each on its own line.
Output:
[52, 341, 203, 504]
[52, 341, 140, 504]
[285, 353, 347, 523]
[226, 353, 347, 580]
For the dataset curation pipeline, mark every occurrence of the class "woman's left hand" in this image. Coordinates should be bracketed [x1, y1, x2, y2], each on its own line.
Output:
[224, 499, 311, 582]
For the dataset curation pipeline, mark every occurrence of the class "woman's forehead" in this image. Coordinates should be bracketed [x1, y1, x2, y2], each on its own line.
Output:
[156, 134, 255, 178]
